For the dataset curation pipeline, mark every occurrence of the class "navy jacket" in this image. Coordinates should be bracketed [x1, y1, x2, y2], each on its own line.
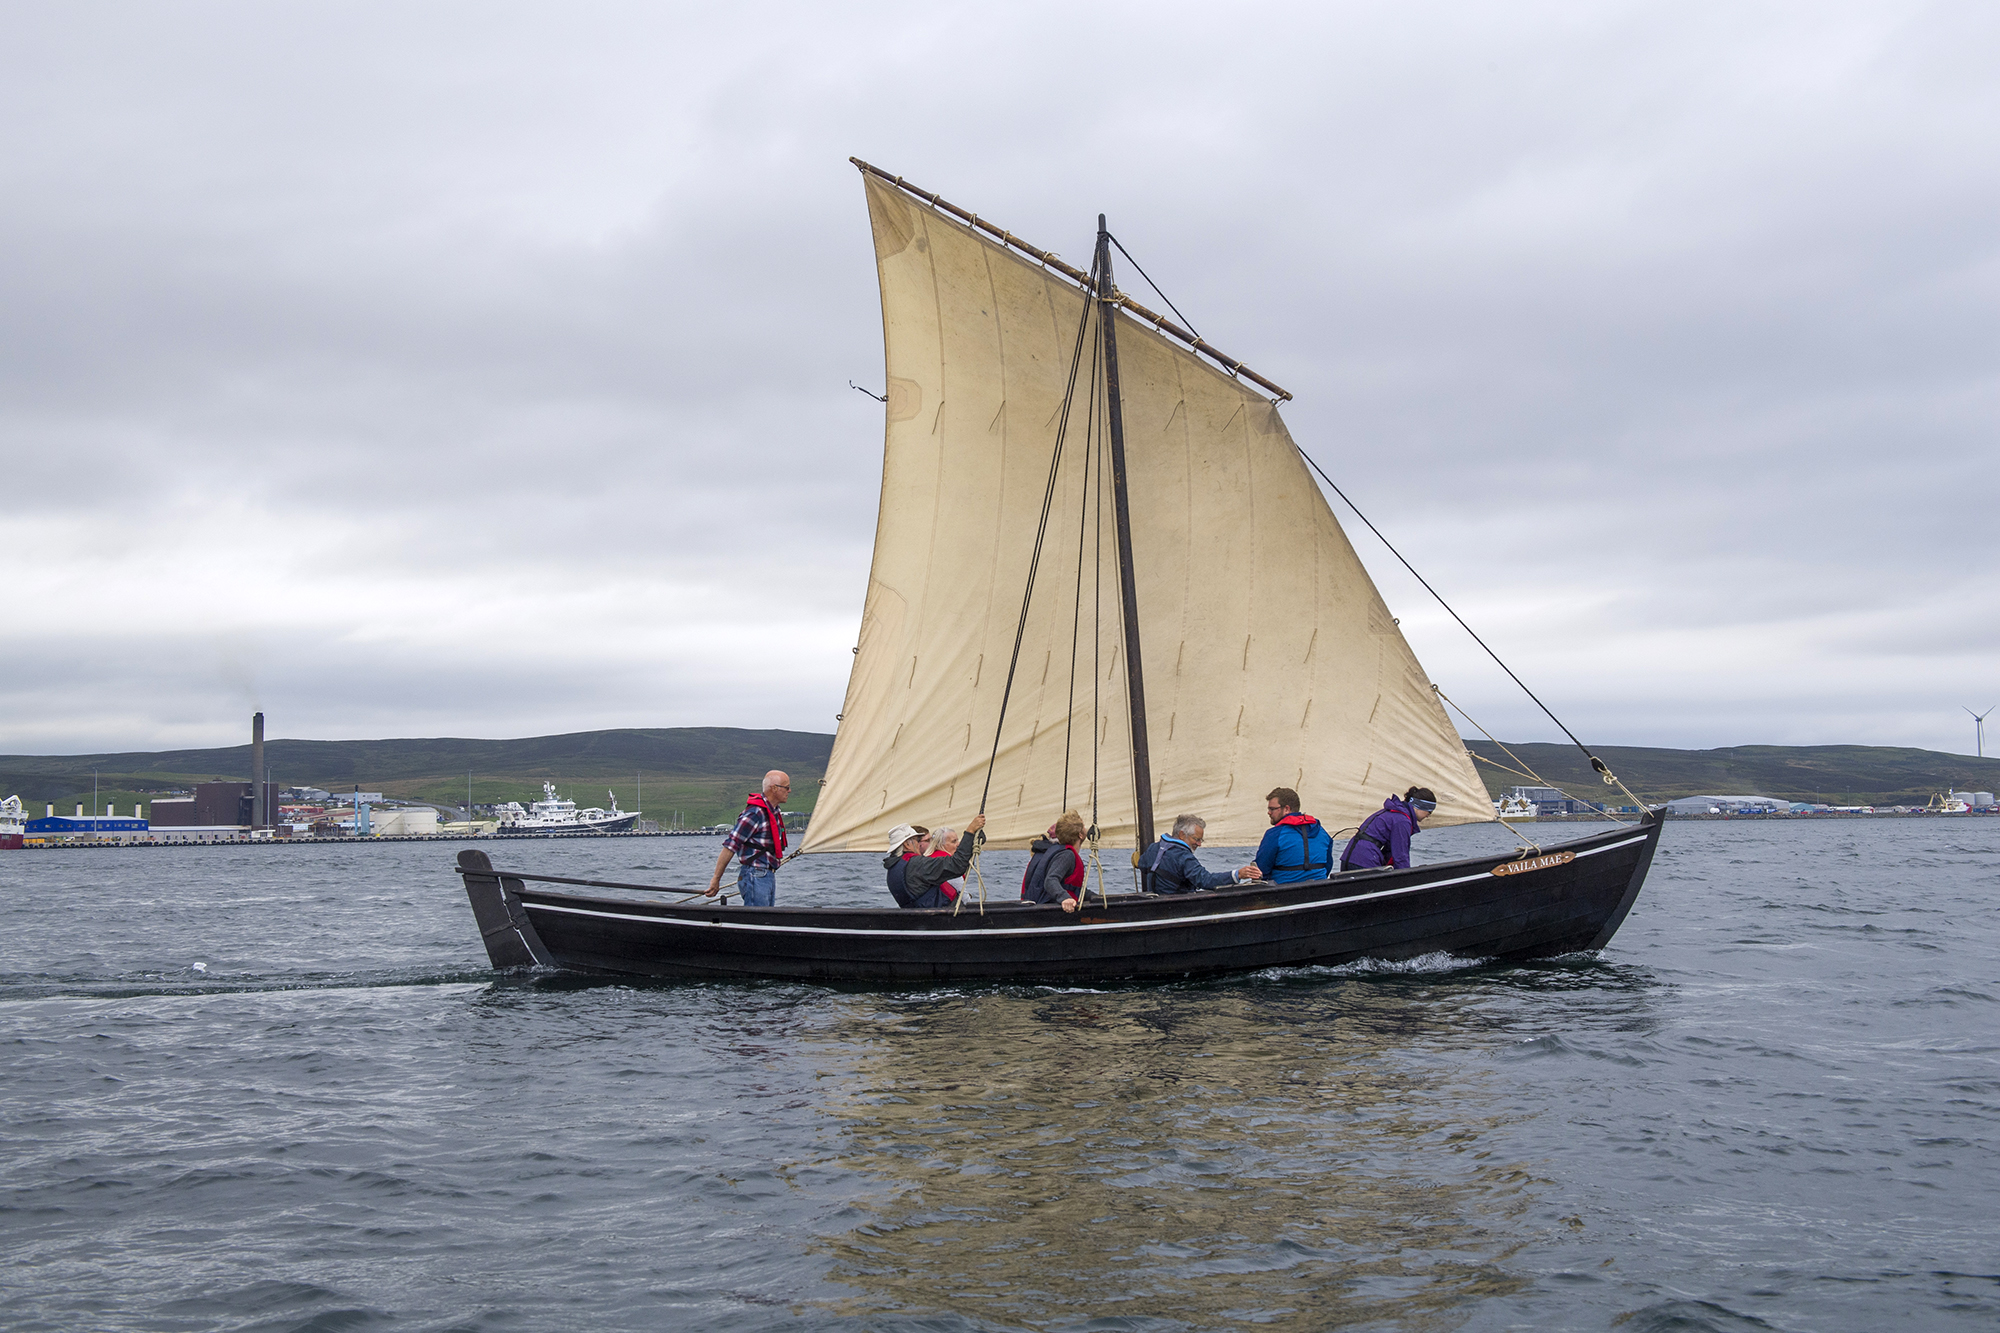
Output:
[1341, 797, 1422, 870]
[1022, 843, 1085, 904]
[883, 851, 916, 907]
[1255, 815, 1336, 884]
[1138, 836, 1241, 894]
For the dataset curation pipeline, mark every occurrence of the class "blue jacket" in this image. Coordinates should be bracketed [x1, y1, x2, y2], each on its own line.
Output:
[1341, 797, 1421, 870]
[1138, 836, 1241, 894]
[1255, 815, 1336, 884]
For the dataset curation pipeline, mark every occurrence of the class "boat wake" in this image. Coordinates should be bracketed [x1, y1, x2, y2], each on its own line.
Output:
[1252, 951, 1495, 981]
[0, 967, 500, 1002]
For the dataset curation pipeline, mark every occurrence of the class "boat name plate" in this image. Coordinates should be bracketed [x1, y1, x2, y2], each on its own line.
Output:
[1492, 850, 1576, 876]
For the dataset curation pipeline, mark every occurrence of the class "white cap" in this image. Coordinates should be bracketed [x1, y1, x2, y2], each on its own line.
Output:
[886, 823, 923, 854]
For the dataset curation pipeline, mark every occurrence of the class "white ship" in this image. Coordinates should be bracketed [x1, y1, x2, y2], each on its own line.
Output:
[1494, 794, 1538, 820]
[494, 782, 639, 835]
[1, 795, 25, 850]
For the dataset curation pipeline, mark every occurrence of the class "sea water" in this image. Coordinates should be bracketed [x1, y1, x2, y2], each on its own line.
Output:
[2, 818, 1994, 1331]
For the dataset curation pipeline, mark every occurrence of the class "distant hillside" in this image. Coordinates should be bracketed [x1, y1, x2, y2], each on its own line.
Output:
[7, 730, 1993, 823]
[1466, 742, 2000, 807]
[0, 728, 836, 826]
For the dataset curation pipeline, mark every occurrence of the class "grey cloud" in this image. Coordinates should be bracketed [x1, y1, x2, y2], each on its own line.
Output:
[2, 1, 1995, 755]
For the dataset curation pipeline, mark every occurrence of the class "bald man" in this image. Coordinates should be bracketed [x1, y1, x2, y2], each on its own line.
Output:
[708, 770, 792, 906]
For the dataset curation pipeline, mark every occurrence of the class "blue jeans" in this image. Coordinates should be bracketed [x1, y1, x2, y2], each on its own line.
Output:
[737, 865, 777, 907]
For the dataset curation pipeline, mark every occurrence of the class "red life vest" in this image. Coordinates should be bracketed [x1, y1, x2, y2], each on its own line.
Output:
[744, 793, 787, 859]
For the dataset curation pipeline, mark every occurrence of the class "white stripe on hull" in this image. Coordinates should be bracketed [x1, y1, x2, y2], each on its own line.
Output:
[519, 834, 1651, 939]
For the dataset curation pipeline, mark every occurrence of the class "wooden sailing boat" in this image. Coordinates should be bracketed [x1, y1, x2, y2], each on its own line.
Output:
[455, 161, 1663, 982]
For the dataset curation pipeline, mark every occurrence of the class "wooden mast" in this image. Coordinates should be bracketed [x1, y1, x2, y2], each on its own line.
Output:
[1095, 215, 1155, 851]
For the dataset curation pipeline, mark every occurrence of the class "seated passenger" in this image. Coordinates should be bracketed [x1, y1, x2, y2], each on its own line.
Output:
[1139, 815, 1261, 894]
[920, 826, 966, 908]
[1340, 786, 1436, 871]
[1254, 787, 1336, 883]
[1021, 810, 1088, 914]
[891, 814, 987, 908]
[882, 824, 931, 907]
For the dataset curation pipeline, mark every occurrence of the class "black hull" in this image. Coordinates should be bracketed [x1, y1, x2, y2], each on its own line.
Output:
[456, 815, 1662, 984]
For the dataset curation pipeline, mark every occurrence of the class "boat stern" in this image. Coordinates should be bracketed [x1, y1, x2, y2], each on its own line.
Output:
[457, 848, 556, 969]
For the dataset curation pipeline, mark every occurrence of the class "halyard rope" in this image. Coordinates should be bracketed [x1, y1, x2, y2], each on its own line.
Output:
[1291, 444, 1640, 803]
[979, 255, 1100, 818]
[1433, 687, 1634, 836]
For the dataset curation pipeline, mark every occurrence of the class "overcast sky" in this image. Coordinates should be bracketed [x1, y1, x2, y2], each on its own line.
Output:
[3, 1, 1995, 758]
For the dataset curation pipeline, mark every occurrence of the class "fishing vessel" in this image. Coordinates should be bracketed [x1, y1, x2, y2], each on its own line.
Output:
[0, 795, 24, 850]
[456, 161, 1661, 981]
[493, 782, 639, 835]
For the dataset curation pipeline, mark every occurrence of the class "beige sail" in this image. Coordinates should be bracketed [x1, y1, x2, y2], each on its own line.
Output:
[803, 174, 1491, 854]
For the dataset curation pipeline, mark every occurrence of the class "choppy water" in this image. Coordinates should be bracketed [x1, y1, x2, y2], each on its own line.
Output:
[3, 819, 1996, 1332]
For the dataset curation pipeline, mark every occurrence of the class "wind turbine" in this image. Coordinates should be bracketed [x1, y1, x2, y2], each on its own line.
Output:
[1969, 706, 1995, 759]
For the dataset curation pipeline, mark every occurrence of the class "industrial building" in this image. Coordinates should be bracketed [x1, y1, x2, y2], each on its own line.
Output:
[147, 782, 281, 828]
[366, 808, 438, 837]
[24, 813, 150, 842]
[13, 708, 450, 843]
[1664, 795, 1794, 815]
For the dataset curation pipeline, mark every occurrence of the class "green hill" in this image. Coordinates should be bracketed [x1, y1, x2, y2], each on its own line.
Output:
[1466, 741, 2000, 807]
[0, 728, 835, 826]
[6, 730, 1994, 823]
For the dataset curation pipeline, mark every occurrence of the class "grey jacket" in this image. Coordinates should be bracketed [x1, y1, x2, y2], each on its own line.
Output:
[903, 834, 979, 907]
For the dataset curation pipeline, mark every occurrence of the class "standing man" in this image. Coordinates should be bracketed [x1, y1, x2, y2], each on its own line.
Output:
[1255, 787, 1336, 884]
[708, 770, 791, 905]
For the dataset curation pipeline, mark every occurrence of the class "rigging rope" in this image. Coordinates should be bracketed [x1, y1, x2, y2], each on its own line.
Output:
[978, 254, 1100, 816]
[1434, 686, 1641, 832]
[1091, 372, 1105, 865]
[1291, 443, 1634, 795]
[974, 249, 1122, 914]
[1101, 230, 1633, 840]
[1061, 304, 1103, 811]
[967, 256, 1111, 913]
[954, 849, 987, 917]
[1106, 233, 1209, 357]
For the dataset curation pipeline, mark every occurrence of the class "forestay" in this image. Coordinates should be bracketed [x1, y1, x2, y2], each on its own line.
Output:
[803, 173, 1490, 853]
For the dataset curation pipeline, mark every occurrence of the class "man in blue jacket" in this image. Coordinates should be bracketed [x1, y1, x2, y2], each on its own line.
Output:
[1139, 815, 1262, 894]
[1340, 787, 1437, 871]
[1255, 787, 1337, 884]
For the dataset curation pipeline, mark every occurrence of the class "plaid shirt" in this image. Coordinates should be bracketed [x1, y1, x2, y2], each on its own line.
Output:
[723, 801, 785, 870]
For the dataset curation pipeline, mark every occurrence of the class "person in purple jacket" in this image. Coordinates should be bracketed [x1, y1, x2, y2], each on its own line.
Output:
[1339, 787, 1438, 871]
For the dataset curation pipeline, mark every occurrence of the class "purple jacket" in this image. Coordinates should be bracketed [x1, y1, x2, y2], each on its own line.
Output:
[1341, 797, 1422, 870]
